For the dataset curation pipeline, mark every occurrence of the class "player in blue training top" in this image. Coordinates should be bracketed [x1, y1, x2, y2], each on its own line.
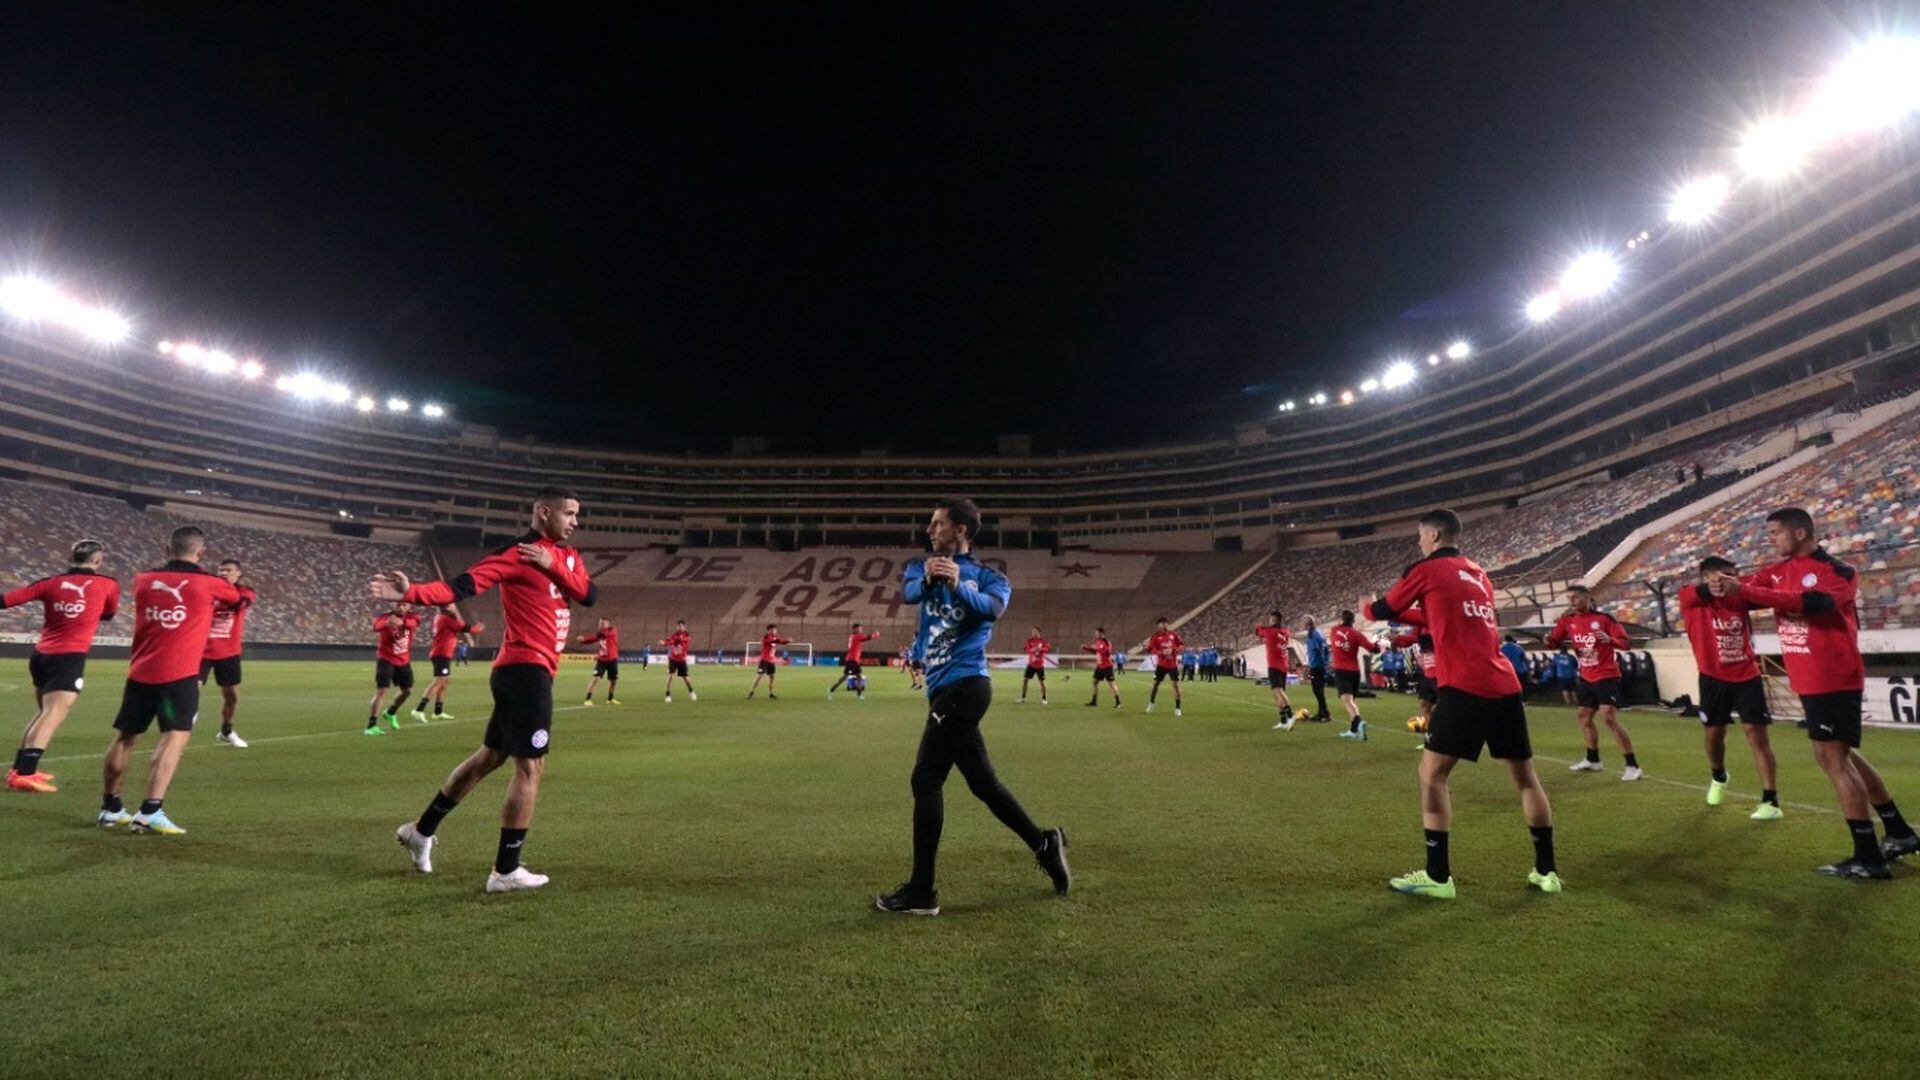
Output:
[874, 497, 1071, 917]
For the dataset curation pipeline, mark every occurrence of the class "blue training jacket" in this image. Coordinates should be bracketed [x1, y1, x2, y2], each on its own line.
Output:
[1499, 642, 1530, 677]
[903, 552, 1010, 696]
[1305, 628, 1330, 670]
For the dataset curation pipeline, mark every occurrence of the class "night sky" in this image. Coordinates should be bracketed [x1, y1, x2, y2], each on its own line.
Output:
[0, 3, 1867, 453]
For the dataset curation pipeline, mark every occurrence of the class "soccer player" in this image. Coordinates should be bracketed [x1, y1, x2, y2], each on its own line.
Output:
[366, 603, 421, 734]
[1255, 611, 1295, 731]
[746, 624, 790, 699]
[1329, 609, 1378, 740]
[1708, 508, 1919, 878]
[1680, 556, 1781, 820]
[829, 623, 881, 700]
[455, 634, 472, 667]
[1302, 616, 1332, 721]
[199, 558, 256, 748]
[1364, 509, 1559, 900]
[4, 539, 118, 793]
[660, 619, 696, 702]
[1018, 626, 1051, 704]
[874, 497, 1069, 916]
[1144, 617, 1184, 716]
[100, 526, 243, 834]
[383, 486, 595, 893]
[578, 618, 621, 705]
[1552, 647, 1578, 705]
[1547, 585, 1641, 780]
[1081, 628, 1122, 708]
[1499, 635, 1531, 698]
[417, 606, 484, 721]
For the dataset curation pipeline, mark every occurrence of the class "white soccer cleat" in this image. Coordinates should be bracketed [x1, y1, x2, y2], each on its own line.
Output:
[1568, 760, 1604, 773]
[97, 809, 132, 828]
[1175, 707, 1183, 717]
[485, 866, 550, 893]
[1272, 717, 1296, 732]
[1145, 703, 1155, 714]
[689, 692, 697, 702]
[395, 822, 435, 874]
[1620, 766, 1644, 782]
[217, 731, 249, 748]
[410, 709, 427, 723]
[664, 694, 673, 703]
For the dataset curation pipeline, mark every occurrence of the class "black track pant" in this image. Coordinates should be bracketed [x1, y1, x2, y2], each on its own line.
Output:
[1309, 667, 1330, 716]
[910, 675, 1044, 891]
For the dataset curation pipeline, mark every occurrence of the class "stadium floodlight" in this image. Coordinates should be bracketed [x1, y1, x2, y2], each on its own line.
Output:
[323, 382, 351, 405]
[1445, 340, 1471, 360]
[355, 395, 376, 413]
[239, 358, 264, 380]
[1737, 115, 1807, 180]
[1338, 389, 1355, 405]
[421, 403, 446, 418]
[1381, 360, 1416, 390]
[157, 339, 176, 354]
[1558, 252, 1619, 299]
[1426, 353, 1440, 366]
[1804, 37, 1920, 139]
[1667, 173, 1730, 224]
[1525, 290, 1564, 322]
[1307, 392, 1327, 406]
[386, 397, 410, 413]
[280, 371, 334, 401]
[202, 349, 237, 375]
[1359, 377, 1380, 394]
[0, 276, 130, 344]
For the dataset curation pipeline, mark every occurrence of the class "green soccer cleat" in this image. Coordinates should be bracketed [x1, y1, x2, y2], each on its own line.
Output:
[385, 712, 402, 731]
[1750, 802, 1784, 822]
[1707, 777, 1728, 806]
[1388, 869, 1456, 899]
[436, 711, 455, 721]
[1528, 870, 1564, 893]
[363, 725, 385, 737]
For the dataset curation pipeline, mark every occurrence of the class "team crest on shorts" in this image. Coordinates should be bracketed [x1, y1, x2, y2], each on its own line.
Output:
[74, 677, 84, 690]
[531, 729, 549, 749]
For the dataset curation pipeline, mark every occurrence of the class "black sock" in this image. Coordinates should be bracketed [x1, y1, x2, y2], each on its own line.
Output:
[1530, 825, 1556, 875]
[1424, 828, 1450, 882]
[416, 791, 460, 838]
[220, 720, 233, 736]
[433, 700, 444, 715]
[1350, 717, 1362, 733]
[1711, 768, 1728, 783]
[1849, 819, 1885, 864]
[101, 792, 123, 813]
[138, 798, 163, 815]
[1874, 801, 1916, 840]
[14, 747, 44, 775]
[495, 827, 529, 874]
[366, 715, 377, 728]
[1624, 753, 1639, 769]
[1762, 789, 1778, 806]
[1584, 747, 1600, 764]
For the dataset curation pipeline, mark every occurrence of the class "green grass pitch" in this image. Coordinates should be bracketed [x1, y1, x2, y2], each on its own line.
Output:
[4, 658, 1918, 1078]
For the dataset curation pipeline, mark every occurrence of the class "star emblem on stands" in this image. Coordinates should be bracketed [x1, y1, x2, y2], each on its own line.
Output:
[1057, 562, 1099, 578]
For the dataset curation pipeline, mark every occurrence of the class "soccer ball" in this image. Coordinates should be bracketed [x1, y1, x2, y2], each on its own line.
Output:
[1405, 715, 1429, 733]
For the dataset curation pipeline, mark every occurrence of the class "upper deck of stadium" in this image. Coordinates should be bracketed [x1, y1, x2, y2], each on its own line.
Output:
[5, 131, 1920, 548]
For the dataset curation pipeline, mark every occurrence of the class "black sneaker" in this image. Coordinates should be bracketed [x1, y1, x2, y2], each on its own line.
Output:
[1882, 833, 1920, 861]
[1815, 858, 1893, 880]
[1084, 700, 1097, 707]
[874, 883, 939, 915]
[1035, 827, 1071, 895]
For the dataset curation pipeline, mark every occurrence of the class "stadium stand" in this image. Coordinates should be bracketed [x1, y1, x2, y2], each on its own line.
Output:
[0, 477, 432, 646]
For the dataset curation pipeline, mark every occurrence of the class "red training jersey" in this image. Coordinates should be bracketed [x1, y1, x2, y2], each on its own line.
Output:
[1677, 585, 1760, 683]
[373, 612, 421, 665]
[430, 611, 480, 659]
[1148, 629, 1183, 670]
[1083, 638, 1114, 670]
[662, 629, 691, 661]
[1254, 625, 1290, 674]
[1328, 624, 1377, 672]
[1024, 636, 1050, 667]
[846, 630, 879, 663]
[127, 561, 242, 684]
[1370, 548, 1520, 699]
[203, 584, 256, 661]
[405, 531, 596, 677]
[581, 626, 620, 662]
[759, 632, 790, 663]
[1733, 548, 1863, 696]
[1545, 609, 1628, 682]
[2, 569, 119, 655]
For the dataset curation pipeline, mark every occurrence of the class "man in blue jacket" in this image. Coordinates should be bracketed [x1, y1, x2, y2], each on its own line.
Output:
[1500, 635, 1532, 698]
[1303, 617, 1333, 721]
[875, 497, 1071, 917]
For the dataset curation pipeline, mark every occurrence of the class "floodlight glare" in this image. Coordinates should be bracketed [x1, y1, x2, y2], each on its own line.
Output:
[239, 359, 264, 380]
[157, 340, 176, 354]
[1359, 377, 1380, 394]
[1426, 353, 1440, 366]
[1559, 252, 1619, 298]
[421, 403, 446, 418]
[1381, 361, 1416, 390]
[1338, 390, 1355, 405]
[355, 395, 377, 413]
[1804, 37, 1920, 138]
[386, 397, 411, 413]
[1307, 392, 1327, 406]
[1525, 290, 1564, 322]
[202, 349, 237, 375]
[1668, 173, 1730, 224]
[324, 382, 352, 405]
[1738, 115, 1808, 180]
[1445, 340, 1471, 360]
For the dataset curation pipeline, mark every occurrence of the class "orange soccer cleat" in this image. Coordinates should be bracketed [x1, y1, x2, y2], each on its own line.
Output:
[6, 769, 58, 794]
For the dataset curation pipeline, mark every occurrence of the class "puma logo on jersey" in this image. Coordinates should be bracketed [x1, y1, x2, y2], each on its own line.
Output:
[58, 580, 90, 597]
[149, 580, 188, 603]
[1457, 568, 1490, 597]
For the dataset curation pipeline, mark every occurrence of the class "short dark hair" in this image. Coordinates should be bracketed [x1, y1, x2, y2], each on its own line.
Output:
[1096, 626, 1106, 634]
[1156, 615, 1169, 624]
[70, 539, 104, 566]
[1419, 508, 1462, 542]
[676, 619, 687, 626]
[1699, 555, 1737, 575]
[1503, 634, 1515, 643]
[1567, 584, 1591, 595]
[535, 486, 578, 507]
[168, 526, 206, 558]
[219, 557, 242, 569]
[1269, 609, 1283, 621]
[1766, 507, 1815, 534]
[852, 622, 863, 630]
[934, 496, 982, 540]
[1339, 609, 1355, 625]
[765, 623, 777, 630]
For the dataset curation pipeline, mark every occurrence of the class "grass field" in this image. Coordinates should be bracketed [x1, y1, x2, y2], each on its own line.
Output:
[5, 658, 1919, 1079]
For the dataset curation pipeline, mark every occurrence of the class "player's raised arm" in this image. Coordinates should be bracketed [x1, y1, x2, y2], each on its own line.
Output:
[901, 557, 929, 603]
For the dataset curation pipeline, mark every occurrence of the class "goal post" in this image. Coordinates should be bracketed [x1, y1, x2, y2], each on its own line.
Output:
[744, 641, 814, 667]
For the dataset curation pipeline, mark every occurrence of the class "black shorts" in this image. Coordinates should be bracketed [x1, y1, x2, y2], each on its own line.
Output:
[1416, 676, 1439, 705]
[375, 659, 415, 690]
[1093, 667, 1114, 682]
[1152, 667, 1180, 685]
[668, 658, 689, 677]
[200, 656, 243, 688]
[594, 659, 620, 679]
[1425, 688, 1532, 762]
[757, 659, 777, 676]
[843, 660, 864, 677]
[113, 676, 200, 736]
[1575, 678, 1622, 710]
[431, 656, 453, 678]
[910, 660, 925, 673]
[1333, 670, 1361, 696]
[483, 663, 554, 758]
[1023, 664, 1045, 679]
[28, 650, 87, 694]
[1699, 674, 1770, 727]
[1801, 690, 1863, 748]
